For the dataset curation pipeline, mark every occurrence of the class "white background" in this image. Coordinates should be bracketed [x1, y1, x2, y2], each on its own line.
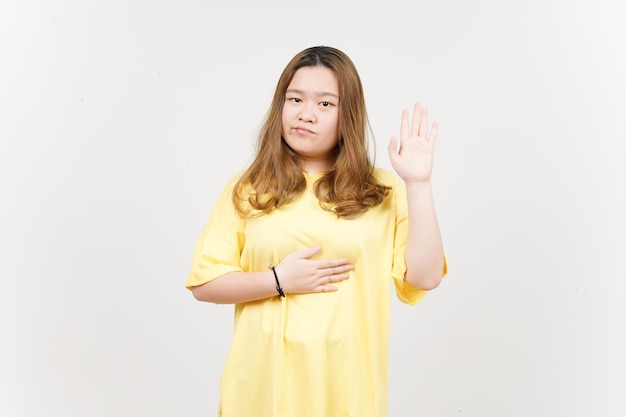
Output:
[1, 0, 625, 416]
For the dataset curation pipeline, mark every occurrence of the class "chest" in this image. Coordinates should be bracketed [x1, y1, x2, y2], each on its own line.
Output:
[241, 191, 396, 265]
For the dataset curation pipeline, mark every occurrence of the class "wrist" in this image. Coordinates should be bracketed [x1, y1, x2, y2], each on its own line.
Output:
[269, 265, 285, 298]
[404, 180, 432, 191]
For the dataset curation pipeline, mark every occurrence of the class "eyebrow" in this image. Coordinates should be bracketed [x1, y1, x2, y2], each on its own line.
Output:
[285, 88, 339, 99]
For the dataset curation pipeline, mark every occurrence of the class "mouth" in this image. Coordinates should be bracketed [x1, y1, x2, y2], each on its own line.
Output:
[293, 126, 314, 135]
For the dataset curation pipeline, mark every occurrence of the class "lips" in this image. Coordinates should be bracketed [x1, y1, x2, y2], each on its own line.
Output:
[293, 126, 314, 135]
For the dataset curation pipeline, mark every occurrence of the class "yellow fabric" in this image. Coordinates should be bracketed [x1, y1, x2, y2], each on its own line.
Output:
[187, 168, 444, 417]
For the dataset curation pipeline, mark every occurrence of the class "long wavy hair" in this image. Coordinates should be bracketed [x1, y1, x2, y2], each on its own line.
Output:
[232, 46, 390, 218]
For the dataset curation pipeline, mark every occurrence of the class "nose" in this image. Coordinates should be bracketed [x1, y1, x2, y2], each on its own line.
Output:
[298, 103, 316, 123]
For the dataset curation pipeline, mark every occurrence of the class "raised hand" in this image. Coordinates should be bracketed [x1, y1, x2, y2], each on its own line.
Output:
[388, 102, 438, 184]
[275, 246, 353, 294]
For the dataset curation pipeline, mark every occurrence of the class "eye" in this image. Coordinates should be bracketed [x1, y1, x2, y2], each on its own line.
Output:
[287, 97, 302, 103]
[320, 101, 333, 107]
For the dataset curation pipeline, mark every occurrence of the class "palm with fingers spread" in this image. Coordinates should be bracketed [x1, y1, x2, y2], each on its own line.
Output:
[388, 103, 438, 184]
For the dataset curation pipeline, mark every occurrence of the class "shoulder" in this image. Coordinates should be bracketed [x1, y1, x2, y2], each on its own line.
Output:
[216, 170, 249, 197]
[372, 167, 407, 212]
[211, 170, 247, 208]
[224, 170, 247, 189]
[372, 167, 404, 189]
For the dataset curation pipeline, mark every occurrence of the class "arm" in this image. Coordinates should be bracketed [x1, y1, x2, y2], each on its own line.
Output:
[388, 102, 446, 290]
[404, 181, 445, 289]
[191, 246, 354, 304]
[191, 270, 278, 304]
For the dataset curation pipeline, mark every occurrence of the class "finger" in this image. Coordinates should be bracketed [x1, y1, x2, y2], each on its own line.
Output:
[419, 106, 429, 138]
[428, 121, 438, 146]
[318, 274, 349, 292]
[331, 272, 351, 282]
[327, 264, 354, 275]
[388, 137, 399, 155]
[319, 268, 352, 284]
[400, 108, 409, 141]
[295, 245, 322, 259]
[411, 102, 422, 137]
[316, 258, 351, 269]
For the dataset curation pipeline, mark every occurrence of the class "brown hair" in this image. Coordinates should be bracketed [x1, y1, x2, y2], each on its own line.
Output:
[232, 46, 389, 218]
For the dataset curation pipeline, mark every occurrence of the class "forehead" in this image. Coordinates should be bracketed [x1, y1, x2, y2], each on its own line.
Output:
[287, 66, 339, 95]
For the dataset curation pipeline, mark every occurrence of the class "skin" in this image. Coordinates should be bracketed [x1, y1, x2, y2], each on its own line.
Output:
[191, 69, 444, 304]
[281, 65, 341, 173]
[388, 103, 445, 290]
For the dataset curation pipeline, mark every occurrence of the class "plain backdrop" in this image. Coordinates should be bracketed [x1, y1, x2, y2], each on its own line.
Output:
[1, 0, 625, 416]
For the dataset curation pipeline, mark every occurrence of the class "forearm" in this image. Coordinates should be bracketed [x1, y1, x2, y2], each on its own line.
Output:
[404, 181, 445, 290]
[191, 270, 278, 304]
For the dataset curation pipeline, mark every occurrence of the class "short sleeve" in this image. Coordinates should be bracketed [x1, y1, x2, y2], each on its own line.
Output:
[185, 174, 246, 289]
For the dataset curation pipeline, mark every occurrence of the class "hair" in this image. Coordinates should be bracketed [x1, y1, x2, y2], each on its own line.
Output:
[232, 46, 390, 219]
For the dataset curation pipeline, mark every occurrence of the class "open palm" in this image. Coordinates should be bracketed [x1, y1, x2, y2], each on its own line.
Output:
[388, 102, 438, 183]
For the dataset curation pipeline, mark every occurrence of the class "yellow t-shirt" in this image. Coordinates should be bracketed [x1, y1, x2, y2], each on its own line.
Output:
[187, 168, 440, 417]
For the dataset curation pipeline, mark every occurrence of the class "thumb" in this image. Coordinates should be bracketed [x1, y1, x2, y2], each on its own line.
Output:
[388, 137, 399, 155]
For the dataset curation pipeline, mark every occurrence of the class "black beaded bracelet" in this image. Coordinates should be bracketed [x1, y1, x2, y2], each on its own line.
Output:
[269, 265, 285, 298]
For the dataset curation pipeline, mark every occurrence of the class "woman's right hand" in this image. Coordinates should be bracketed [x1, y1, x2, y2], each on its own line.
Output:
[274, 246, 353, 294]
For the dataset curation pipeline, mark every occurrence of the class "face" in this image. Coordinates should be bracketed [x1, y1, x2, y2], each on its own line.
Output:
[281, 65, 340, 173]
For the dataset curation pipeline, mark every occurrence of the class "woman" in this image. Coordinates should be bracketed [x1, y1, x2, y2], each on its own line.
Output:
[186, 45, 446, 417]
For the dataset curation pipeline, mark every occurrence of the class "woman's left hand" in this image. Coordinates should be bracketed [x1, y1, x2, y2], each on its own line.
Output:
[388, 102, 438, 184]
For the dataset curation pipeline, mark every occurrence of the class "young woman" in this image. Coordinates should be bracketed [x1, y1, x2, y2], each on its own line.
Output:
[186, 45, 446, 417]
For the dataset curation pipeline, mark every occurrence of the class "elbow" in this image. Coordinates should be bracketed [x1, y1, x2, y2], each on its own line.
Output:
[405, 265, 445, 290]
[191, 288, 205, 302]
[415, 276, 442, 291]
[405, 258, 447, 291]
[190, 273, 240, 304]
[191, 286, 224, 304]
[191, 287, 209, 302]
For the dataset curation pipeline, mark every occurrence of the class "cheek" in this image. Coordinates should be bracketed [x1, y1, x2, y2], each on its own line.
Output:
[281, 108, 289, 133]
[329, 114, 340, 136]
